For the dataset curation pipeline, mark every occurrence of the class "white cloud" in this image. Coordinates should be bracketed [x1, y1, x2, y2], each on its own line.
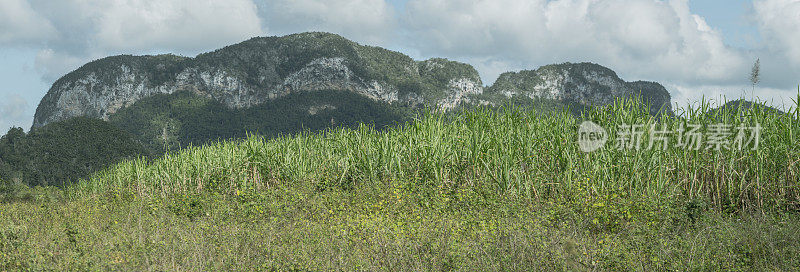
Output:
[755, 0, 800, 65]
[1, 0, 799, 119]
[404, 0, 748, 87]
[0, 0, 56, 45]
[34, 49, 86, 83]
[12, 0, 396, 93]
[21, 0, 265, 82]
[404, 0, 547, 57]
[256, 0, 396, 45]
[669, 83, 798, 113]
[90, 0, 265, 53]
[0, 93, 28, 131]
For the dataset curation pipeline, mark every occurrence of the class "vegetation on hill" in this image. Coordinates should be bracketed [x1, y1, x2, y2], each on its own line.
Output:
[194, 32, 482, 102]
[54, 54, 190, 89]
[705, 99, 787, 117]
[2, 99, 798, 270]
[486, 63, 622, 98]
[33, 32, 493, 129]
[0, 117, 150, 187]
[79, 97, 800, 213]
[485, 62, 673, 116]
[108, 90, 410, 153]
[1, 89, 411, 187]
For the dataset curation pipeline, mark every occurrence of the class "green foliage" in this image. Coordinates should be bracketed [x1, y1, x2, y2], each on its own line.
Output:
[167, 193, 210, 221]
[109, 90, 410, 153]
[76, 97, 800, 213]
[15, 31, 800, 270]
[2, 99, 800, 270]
[354, 44, 419, 85]
[193, 32, 369, 86]
[416, 58, 483, 101]
[487, 70, 545, 95]
[54, 54, 189, 89]
[487, 63, 620, 97]
[707, 99, 786, 118]
[486, 62, 673, 116]
[0, 182, 63, 203]
[34, 54, 190, 125]
[0, 117, 150, 187]
[40, 32, 483, 122]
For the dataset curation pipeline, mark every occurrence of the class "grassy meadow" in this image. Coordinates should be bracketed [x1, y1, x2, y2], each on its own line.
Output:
[2, 98, 799, 271]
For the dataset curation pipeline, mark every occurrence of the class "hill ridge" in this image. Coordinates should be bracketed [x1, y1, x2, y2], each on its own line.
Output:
[32, 32, 673, 129]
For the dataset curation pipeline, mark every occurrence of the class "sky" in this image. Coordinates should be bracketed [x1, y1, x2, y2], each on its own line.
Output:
[1, 0, 799, 131]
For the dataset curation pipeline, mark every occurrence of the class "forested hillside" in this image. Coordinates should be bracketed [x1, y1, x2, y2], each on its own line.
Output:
[108, 90, 410, 152]
[0, 117, 150, 186]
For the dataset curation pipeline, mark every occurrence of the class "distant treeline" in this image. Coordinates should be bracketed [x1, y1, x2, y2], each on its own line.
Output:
[0, 117, 151, 187]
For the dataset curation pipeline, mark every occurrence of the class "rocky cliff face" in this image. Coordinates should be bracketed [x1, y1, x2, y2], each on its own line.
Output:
[485, 63, 673, 115]
[33, 32, 483, 129]
[33, 33, 673, 129]
[33, 55, 269, 128]
[417, 58, 484, 110]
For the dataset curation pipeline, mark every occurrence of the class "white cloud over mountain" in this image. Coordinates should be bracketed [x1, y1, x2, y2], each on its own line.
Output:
[403, 0, 749, 86]
[255, 0, 397, 45]
[2, 0, 265, 81]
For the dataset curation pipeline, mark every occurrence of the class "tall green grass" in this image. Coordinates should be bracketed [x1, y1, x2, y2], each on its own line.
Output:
[7, 96, 800, 271]
[71, 97, 799, 212]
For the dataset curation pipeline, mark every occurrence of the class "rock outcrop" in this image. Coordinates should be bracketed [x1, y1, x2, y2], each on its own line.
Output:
[33, 32, 483, 129]
[484, 63, 673, 116]
[33, 33, 674, 129]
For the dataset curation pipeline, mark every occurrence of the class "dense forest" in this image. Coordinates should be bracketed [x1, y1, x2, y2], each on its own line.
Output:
[108, 90, 411, 153]
[0, 117, 150, 187]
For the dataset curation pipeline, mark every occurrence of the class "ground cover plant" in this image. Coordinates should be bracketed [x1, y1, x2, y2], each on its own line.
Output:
[2, 97, 799, 271]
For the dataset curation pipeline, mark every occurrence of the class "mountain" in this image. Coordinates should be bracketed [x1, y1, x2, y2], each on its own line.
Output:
[13, 32, 681, 186]
[481, 62, 673, 116]
[32, 32, 483, 129]
[22, 32, 680, 168]
[32, 32, 673, 131]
